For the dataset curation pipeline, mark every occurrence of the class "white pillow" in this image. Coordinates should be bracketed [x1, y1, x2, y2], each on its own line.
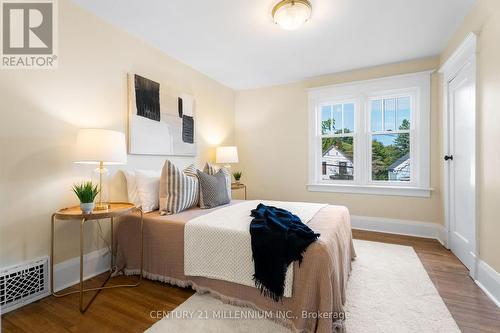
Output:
[124, 170, 141, 207]
[134, 170, 161, 212]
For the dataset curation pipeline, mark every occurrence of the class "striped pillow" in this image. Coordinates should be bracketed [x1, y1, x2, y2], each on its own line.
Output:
[199, 162, 231, 208]
[203, 162, 218, 175]
[159, 161, 199, 215]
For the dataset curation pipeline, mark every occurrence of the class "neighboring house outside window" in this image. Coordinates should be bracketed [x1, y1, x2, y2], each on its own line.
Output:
[388, 153, 410, 181]
[308, 72, 431, 197]
[322, 145, 354, 180]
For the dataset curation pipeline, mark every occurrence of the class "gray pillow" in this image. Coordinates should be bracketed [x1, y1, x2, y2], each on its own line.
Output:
[197, 169, 230, 209]
[203, 162, 231, 202]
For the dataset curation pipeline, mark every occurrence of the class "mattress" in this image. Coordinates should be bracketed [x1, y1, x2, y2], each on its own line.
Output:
[114, 200, 355, 333]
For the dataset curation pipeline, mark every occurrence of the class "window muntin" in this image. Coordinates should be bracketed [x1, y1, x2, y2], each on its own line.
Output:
[369, 96, 412, 183]
[320, 102, 355, 181]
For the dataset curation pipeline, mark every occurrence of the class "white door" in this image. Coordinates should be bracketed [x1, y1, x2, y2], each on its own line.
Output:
[446, 59, 476, 274]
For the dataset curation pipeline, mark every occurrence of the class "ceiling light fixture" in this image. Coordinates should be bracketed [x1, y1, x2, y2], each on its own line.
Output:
[272, 0, 312, 31]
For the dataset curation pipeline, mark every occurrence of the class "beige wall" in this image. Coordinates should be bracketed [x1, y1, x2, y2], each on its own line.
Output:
[235, 58, 443, 223]
[0, 0, 235, 266]
[440, 0, 500, 271]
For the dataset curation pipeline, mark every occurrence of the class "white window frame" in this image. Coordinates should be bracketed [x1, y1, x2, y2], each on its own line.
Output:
[318, 99, 357, 184]
[307, 72, 432, 197]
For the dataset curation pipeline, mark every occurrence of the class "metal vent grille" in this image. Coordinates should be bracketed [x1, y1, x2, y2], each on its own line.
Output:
[0, 257, 49, 313]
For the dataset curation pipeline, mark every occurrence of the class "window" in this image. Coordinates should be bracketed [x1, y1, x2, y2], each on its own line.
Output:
[308, 72, 431, 197]
[370, 96, 411, 183]
[320, 102, 354, 181]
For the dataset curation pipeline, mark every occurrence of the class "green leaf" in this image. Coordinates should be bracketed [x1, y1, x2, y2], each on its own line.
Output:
[72, 181, 100, 203]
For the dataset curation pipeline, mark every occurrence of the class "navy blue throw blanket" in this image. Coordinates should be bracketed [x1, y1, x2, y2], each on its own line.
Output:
[249, 203, 320, 302]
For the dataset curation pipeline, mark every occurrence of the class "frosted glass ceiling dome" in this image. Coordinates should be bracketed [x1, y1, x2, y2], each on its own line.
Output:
[272, 0, 312, 31]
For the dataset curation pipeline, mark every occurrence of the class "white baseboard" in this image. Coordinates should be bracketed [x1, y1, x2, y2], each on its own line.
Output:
[475, 259, 500, 308]
[53, 247, 110, 292]
[351, 215, 446, 244]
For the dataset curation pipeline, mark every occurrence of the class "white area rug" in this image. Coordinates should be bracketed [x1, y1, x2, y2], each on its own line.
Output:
[145, 240, 461, 333]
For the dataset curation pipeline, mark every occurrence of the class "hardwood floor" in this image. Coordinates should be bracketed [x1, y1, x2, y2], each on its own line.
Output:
[2, 230, 499, 333]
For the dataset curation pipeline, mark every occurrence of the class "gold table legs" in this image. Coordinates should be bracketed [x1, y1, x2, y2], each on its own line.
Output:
[50, 208, 144, 313]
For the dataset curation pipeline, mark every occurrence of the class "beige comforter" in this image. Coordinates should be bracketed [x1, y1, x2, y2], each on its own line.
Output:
[115, 201, 355, 333]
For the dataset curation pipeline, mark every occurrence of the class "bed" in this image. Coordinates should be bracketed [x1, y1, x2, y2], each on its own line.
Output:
[114, 200, 355, 333]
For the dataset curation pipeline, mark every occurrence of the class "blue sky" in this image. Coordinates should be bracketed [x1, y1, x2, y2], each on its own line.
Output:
[373, 134, 397, 146]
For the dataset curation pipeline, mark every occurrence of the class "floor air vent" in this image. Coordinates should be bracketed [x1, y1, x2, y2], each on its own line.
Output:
[0, 257, 49, 314]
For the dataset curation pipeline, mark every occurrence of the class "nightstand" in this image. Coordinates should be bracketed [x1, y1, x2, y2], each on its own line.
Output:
[231, 183, 247, 200]
[50, 202, 143, 313]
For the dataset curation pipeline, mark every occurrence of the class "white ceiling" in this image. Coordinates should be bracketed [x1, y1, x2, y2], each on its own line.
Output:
[72, 0, 475, 90]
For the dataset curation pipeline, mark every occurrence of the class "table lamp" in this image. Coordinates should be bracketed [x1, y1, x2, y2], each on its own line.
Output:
[216, 146, 239, 169]
[74, 129, 127, 210]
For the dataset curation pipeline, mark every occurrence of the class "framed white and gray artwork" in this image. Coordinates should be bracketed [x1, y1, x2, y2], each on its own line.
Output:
[128, 73, 196, 156]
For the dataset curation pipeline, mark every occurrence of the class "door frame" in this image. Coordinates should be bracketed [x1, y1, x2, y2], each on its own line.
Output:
[439, 32, 478, 278]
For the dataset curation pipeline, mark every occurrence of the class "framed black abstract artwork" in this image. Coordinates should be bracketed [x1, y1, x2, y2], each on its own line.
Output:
[128, 73, 196, 156]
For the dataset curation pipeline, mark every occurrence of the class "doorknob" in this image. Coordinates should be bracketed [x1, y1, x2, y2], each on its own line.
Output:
[444, 155, 453, 161]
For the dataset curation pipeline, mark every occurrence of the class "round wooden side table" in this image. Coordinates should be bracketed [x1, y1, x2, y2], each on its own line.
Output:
[50, 202, 143, 313]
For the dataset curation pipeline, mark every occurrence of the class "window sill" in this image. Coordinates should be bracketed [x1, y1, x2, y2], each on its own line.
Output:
[307, 183, 432, 198]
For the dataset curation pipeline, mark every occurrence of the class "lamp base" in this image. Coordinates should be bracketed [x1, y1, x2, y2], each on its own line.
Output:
[95, 161, 109, 211]
[94, 203, 110, 211]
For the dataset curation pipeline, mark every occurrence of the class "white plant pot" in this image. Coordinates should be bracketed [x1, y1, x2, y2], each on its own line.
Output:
[80, 202, 95, 214]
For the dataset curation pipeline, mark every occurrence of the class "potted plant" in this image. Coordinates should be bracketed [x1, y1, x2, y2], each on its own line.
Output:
[72, 181, 100, 214]
[232, 171, 242, 184]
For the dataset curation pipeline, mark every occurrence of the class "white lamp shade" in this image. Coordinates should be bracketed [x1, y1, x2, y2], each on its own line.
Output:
[74, 129, 127, 165]
[216, 146, 239, 164]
